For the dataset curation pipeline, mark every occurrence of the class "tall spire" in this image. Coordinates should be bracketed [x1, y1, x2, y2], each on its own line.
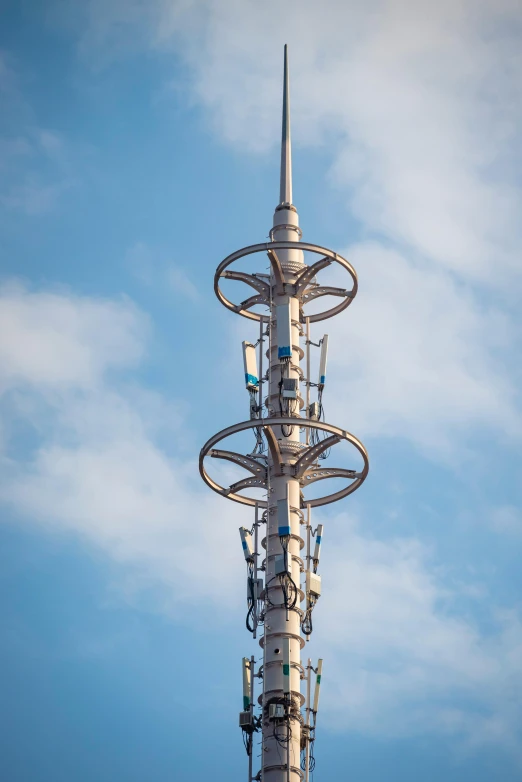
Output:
[279, 44, 292, 206]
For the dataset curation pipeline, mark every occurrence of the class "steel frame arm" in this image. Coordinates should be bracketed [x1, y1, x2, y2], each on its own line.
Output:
[227, 476, 268, 495]
[234, 294, 269, 314]
[266, 248, 285, 292]
[210, 449, 266, 477]
[292, 435, 341, 478]
[222, 270, 270, 298]
[302, 285, 352, 302]
[300, 467, 361, 486]
[294, 258, 332, 297]
[263, 425, 283, 471]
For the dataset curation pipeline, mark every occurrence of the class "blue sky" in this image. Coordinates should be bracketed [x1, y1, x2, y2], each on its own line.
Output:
[1, 1, 522, 780]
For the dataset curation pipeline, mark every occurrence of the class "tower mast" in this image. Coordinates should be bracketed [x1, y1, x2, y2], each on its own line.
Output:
[199, 46, 369, 782]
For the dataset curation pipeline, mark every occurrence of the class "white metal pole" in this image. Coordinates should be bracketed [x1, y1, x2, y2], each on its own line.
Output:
[261, 45, 303, 782]
[253, 503, 259, 640]
[307, 503, 311, 576]
[249, 654, 255, 782]
[305, 316, 310, 445]
[259, 315, 264, 416]
[305, 657, 312, 782]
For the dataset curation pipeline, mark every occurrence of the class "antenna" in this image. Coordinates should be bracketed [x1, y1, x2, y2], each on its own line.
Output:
[318, 335, 329, 388]
[313, 524, 323, 571]
[276, 302, 292, 359]
[239, 527, 254, 562]
[242, 656, 251, 710]
[242, 341, 259, 389]
[313, 659, 323, 713]
[199, 45, 369, 782]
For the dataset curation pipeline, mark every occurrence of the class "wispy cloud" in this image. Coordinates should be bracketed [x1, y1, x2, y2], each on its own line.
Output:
[1, 178, 71, 215]
[0, 55, 79, 215]
[321, 514, 522, 750]
[166, 264, 199, 301]
[490, 506, 522, 537]
[327, 242, 521, 454]
[0, 281, 521, 752]
[0, 282, 243, 610]
[13, 0, 522, 756]
[126, 241, 200, 301]
[0, 281, 147, 392]
[60, 0, 522, 455]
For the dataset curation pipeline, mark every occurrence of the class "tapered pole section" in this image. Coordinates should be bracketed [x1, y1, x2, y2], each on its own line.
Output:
[261, 45, 304, 782]
[280, 44, 292, 207]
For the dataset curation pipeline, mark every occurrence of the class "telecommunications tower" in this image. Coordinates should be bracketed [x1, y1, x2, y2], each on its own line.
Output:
[199, 46, 369, 781]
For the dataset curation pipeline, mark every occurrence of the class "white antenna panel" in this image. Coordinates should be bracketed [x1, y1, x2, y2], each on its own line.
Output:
[313, 658, 323, 712]
[242, 341, 258, 389]
[313, 524, 323, 563]
[276, 302, 292, 359]
[318, 335, 329, 387]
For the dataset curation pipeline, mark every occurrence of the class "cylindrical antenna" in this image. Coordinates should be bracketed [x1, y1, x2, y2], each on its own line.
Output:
[242, 656, 251, 710]
[312, 659, 323, 713]
[318, 335, 329, 388]
[276, 302, 292, 360]
[282, 637, 291, 696]
[277, 496, 291, 537]
[313, 524, 323, 568]
[240, 527, 254, 562]
[243, 341, 259, 389]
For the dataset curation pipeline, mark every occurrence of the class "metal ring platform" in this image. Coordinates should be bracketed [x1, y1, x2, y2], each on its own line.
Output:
[214, 240, 358, 323]
[199, 416, 369, 508]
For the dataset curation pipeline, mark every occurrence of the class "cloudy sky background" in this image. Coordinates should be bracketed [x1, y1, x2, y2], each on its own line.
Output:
[1, 1, 521, 780]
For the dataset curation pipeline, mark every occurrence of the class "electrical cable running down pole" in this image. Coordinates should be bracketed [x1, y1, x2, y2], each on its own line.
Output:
[199, 44, 369, 782]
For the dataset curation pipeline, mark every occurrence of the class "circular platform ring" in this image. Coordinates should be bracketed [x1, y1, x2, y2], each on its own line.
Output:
[199, 416, 369, 508]
[214, 240, 358, 323]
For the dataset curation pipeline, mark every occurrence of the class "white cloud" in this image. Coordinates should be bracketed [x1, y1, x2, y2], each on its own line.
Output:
[60, 0, 522, 453]
[0, 53, 79, 215]
[7, 0, 522, 755]
[0, 282, 244, 614]
[0, 179, 71, 215]
[141, 0, 522, 282]
[0, 281, 521, 751]
[490, 506, 522, 537]
[125, 241, 155, 285]
[126, 241, 200, 300]
[318, 513, 522, 749]
[326, 242, 521, 454]
[0, 282, 147, 392]
[166, 264, 199, 301]
[57, 0, 522, 280]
